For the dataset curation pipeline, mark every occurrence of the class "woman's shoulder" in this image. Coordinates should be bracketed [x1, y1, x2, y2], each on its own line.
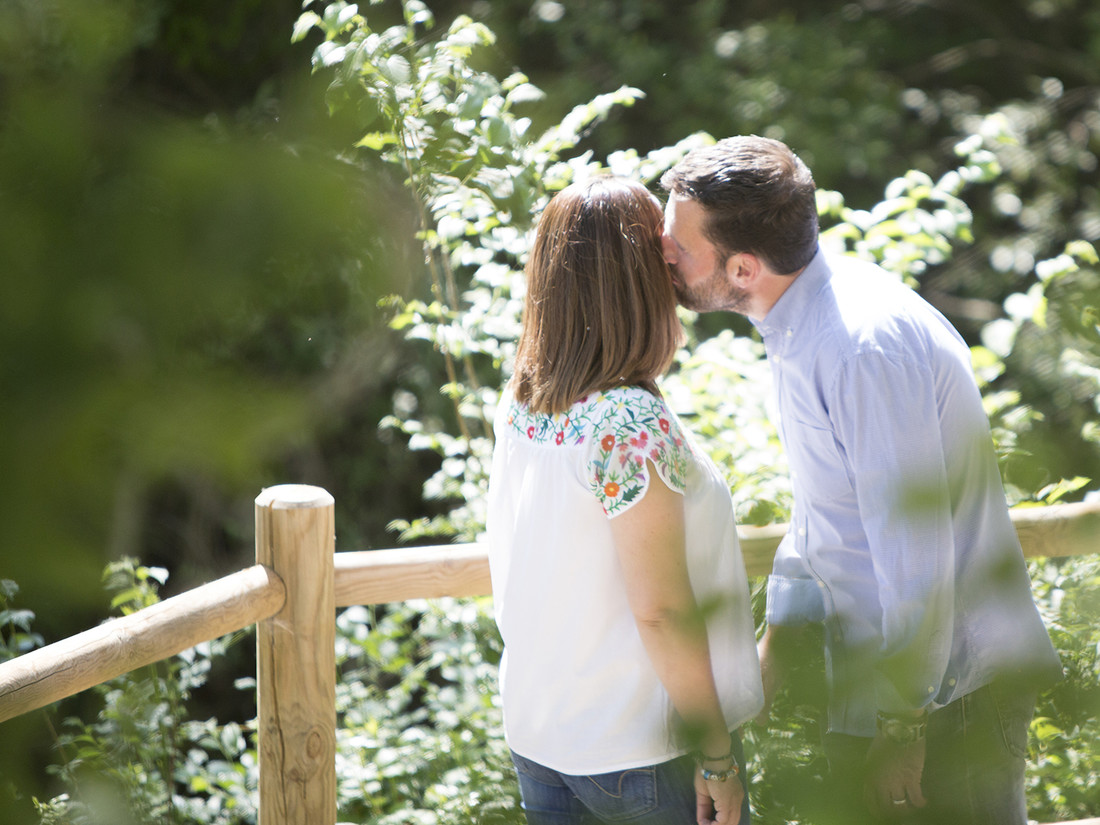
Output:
[496, 385, 683, 449]
[584, 387, 694, 514]
[592, 386, 680, 428]
[586, 385, 672, 417]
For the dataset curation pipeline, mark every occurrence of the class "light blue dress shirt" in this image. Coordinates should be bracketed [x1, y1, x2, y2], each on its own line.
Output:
[755, 248, 1061, 737]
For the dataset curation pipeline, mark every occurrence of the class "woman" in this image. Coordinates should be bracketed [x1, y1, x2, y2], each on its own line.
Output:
[485, 176, 764, 825]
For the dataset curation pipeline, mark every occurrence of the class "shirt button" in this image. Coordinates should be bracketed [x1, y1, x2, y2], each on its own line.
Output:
[948, 678, 957, 687]
[927, 686, 935, 695]
[786, 328, 794, 337]
[798, 527, 806, 536]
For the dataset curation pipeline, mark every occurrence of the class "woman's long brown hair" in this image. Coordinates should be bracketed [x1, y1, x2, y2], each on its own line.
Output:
[513, 176, 683, 414]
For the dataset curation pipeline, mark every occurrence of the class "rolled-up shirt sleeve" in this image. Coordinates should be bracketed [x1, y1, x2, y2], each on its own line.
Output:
[766, 530, 826, 626]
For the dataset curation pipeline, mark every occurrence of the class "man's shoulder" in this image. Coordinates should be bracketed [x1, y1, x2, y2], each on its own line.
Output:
[824, 254, 932, 324]
[824, 252, 909, 296]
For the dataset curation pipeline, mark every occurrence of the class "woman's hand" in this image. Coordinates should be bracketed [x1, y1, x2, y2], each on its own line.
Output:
[694, 768, 743, 825]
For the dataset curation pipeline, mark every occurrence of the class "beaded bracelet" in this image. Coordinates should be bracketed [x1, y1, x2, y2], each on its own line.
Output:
[699, 762, 740, 782]
[694, 737, 739, 782]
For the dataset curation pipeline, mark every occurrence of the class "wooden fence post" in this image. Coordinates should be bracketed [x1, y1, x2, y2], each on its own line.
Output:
[255, 485, 336, 825]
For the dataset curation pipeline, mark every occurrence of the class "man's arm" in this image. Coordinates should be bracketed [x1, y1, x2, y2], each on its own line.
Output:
[833, 349, 958, 813]
[756, 532, 824, 724]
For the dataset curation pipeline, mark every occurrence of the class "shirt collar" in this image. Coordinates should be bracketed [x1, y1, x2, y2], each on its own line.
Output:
[751, 245, 830, 338]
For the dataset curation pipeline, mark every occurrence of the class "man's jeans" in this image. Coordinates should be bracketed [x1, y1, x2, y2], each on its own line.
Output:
[823, 681, 1036, 825]
[510, 735, 750, 825]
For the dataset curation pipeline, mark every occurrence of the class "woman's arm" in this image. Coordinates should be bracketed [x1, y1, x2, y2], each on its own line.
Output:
[610, 460, 742, 825]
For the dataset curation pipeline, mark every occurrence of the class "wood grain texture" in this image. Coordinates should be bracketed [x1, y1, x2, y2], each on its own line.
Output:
[1011, 499, 1100, 560]
[0, 564, 285, 724]
[255, 485, 336, 825]
[332, 500, 1100, 606]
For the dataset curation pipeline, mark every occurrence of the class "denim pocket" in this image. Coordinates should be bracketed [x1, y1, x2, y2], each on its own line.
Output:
[989, 682, 1034, 760]
[512, 750, 567, 785]
[573, 766, 659, 821]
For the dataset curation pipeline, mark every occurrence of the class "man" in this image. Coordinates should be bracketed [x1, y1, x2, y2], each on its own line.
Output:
[660, 135, 1062, 824]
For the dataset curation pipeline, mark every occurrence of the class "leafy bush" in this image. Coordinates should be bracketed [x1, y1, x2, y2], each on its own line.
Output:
[27, 561, 254, 825]
[333, 599, 521, 823]
[1027, 554, 1100, 821]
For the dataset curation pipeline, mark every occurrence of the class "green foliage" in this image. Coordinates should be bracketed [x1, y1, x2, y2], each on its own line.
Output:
[333, 600, 521, 823]
[32, 560, 254, 825]
[980, 241, 1100, 500]
[7, 0, 1100, 823]
[661, 331, 790, 526]
[1, 581, 47, 819]
[1, 580, 44, 664]
[1027, 554, 1100, 821]
[296, 0, 656, 541]
[1, 0, 401, 620]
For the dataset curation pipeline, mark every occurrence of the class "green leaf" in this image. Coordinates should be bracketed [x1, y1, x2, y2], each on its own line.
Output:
[110, 585, 145, 610]
[1067, 239, 1099, 265]
[382, 54, 411, 83]
[292, 12, 321, 44]
[356, 131, 397, 150]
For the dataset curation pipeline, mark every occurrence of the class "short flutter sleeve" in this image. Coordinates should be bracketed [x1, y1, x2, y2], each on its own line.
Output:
[585, 389, 692, 517]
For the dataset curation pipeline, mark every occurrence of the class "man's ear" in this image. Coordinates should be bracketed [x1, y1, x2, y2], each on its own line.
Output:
[726, 252, 762, 286]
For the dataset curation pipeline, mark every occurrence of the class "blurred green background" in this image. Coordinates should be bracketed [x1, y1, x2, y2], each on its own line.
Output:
[2, 0, 1098, 820]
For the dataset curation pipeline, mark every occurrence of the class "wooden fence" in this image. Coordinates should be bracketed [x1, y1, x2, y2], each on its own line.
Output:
[1, 484, 1098, 824]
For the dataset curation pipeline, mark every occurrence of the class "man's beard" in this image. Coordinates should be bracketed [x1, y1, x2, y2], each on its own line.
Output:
[673, 259, 751, 315]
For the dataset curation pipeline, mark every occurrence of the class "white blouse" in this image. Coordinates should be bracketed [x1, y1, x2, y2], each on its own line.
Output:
[486, 385, 764, 775]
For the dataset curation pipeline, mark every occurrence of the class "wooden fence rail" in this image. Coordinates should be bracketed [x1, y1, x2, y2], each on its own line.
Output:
[0, 564, 285, 724]
[0, 487, 1097, 825]
[333, 498, 1100, 605]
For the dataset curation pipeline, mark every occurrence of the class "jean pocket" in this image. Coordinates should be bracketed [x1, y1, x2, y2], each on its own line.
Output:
[511, 751, 566, 786]
[989, 682, 1035, 760]
[573, 766, 659, 821]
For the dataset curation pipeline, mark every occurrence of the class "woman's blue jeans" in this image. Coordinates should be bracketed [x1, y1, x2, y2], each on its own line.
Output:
[510, 735, 750, 825]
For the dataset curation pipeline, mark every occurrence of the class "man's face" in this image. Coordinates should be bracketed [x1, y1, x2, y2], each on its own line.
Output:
[662, 194, 750, 314]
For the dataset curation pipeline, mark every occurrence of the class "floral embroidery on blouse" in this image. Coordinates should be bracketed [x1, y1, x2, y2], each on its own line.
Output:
[504, 387, 692, 517]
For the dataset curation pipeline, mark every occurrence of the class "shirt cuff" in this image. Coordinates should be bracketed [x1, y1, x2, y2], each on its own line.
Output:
[765, 574, 826, 626]
[874, 670, 934, 717]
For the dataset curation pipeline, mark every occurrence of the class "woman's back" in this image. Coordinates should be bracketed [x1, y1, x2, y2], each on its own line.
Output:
[487, 385, 763, 775]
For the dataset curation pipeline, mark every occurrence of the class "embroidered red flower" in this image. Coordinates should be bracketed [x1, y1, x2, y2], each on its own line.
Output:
[601, 435, 615, 452]
[527, 426, 536, 439]
[659, 418, 670, 433]
[555, 431, 565, 445]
